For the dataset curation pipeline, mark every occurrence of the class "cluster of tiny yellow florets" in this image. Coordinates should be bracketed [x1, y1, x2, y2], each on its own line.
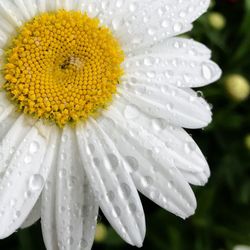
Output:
[3, 10, 124, 127]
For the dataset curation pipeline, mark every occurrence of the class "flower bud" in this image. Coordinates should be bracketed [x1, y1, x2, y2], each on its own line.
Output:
[208, 12, 226, 30]
[95, 223, 107, 242]
[225, 74, 250, 101]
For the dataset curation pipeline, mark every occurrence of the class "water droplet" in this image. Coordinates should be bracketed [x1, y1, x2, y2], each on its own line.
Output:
[59, 169, 67, 178]
[93, 157, 100, 167]
[148, 28, 155, 36]
[88, 143, 95, 153]
[124, 105, 139, 119]
[29, 141, 40, 154]
[10, 199, 17, 207]
[197, 91, 204, 98]
[15, 210, 21, 218]
[67, 237, 74, 246]
[121, 183, 131, 198]
[129, 203, 137, 213]
[107, 190, 115, 201]
[161, 20, 168, 28]
[173, 22, 183, 32]
[152, 118, 166, 131]
[29, 174, 44, 191]
[114, 206, 121, 217]
[107, 153, 119, 169]
[79, 238, 88, 248]
[129, 3, 137, 12]
[202, 64, 212, 80]
[168, 181, 173, 189]
[141, 176, 153, 187]
[125, 156, 139, 171]
[144, 57, 153, 66]
[61, 134, 68, 143]
[147, 71, 156, 78]
[24, 155, 32, 164]
[184, 141, 196, 154]
[61, 152, 67, 160]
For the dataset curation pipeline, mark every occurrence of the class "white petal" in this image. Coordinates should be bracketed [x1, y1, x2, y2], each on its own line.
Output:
[0, 0, 24, 27]
[13, 0, 38, 20]
[113, 100, 210, 185]
[21, 196, 41, 229]
[0, 93, 14, 124]
[123, 38, 222, 88]
[76, 120, 145, 247]
[56, 127, 98, 250]
[41, 148, 60, 250]
[99, 107, 197, 218]
[77, 0, 209, 51]
[76, 0, 101, 17]
[0, 28, 8, 47]
[0, 111, 19, 142]
[0, 122, 54, 238]
[0, 115, 36, 176]
[108, 99, 210, 184]
[0, 14, 16, 36]
[118, 83, 212, 129]
[36, 0, 47, 13]
[62, 0, 79, 10]
[180, 170, 209, 186]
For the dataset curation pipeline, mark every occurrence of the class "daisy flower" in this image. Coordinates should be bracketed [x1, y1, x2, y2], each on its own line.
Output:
[0, 0, 221, 249]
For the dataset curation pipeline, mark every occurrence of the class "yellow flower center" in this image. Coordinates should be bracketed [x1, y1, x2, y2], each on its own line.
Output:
[3, 10, 124, 127]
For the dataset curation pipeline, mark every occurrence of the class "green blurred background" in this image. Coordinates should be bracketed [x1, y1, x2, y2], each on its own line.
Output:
[1, 0, 250, 249]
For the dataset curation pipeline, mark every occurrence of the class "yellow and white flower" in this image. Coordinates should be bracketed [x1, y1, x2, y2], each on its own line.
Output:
[0, 0, 221, 249]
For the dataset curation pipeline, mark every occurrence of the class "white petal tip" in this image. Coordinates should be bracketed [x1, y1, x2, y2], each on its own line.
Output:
[0, 230, 14, 240]
[130, 231, 145, 248]
[212, 63, 222, 83]
[136, 242, 143, 248]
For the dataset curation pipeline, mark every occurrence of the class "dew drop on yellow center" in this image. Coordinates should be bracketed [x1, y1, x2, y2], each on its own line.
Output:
[3, 10, 124, 127]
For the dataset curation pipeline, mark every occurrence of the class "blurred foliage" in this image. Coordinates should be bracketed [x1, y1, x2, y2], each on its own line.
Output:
[1, 0, 250, 250]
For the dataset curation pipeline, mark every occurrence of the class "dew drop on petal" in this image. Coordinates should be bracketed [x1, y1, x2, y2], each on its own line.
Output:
[107, 153, 119, 169]
[29, 174, 44, 191]
[184, 141, 196, 154]
[152, 118, 166, 132]
[161, 20, 169, 28]
[29, 141, 40, 154]
[125, 156, 139, 171]
[79, 238, 88, 248]
[173, 22, 183, 32]
[121, 183, 131, 198]
[202, 64, 212, 80]
[107, 190, 115, 201]
[24, 155, 32, 164]
[124, 105, 139, 119]
[129, 203, 137, 213]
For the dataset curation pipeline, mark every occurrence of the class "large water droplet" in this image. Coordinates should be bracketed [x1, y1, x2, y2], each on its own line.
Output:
[107, 153, 119, 169]
[121, 183, 131, 198]
[29, 174, 44, 191]
[184, 141, 196, 154]
[152, 118, 166, 132]
[202, 64, 212, 80]
[125, 156, 139, 171]
[29, 141, 40, 154]
[107, 190, 115, 201]
[24, 155, 32, 164]
[129, 203, 137, 213]
[173, 22, 183, 32]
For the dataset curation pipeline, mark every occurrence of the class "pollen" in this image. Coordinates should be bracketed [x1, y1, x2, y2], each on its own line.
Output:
[3, 10, 124, 127]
